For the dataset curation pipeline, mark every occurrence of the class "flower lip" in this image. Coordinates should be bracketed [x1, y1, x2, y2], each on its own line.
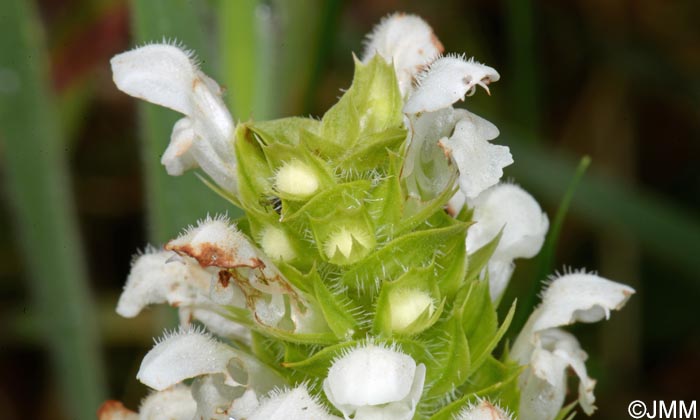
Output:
[323, 343, 424, 410]
[403, 55, 500, 114]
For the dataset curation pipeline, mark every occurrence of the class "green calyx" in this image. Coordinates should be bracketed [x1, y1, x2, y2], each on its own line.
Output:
[222, 55, 517, 417]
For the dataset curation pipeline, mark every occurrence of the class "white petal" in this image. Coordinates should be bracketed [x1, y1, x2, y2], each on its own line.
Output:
[403, 56, 500, 114]
[161, 117, 198, 176]
[402, 107, 468, 200]
[137, 328, 236, 391]
[229, 389, 260, 420]
[362, 13, 444, 96]
[111, 44, 198, 115]
[166, 215, 263, 270]
[116, 249, 210, 318]
[324, 344, 419, 409]
[111, 43, 237, 193]
[486, 258, 515, 302]
[466, 184, 549, 261]
[190, 306, 251, 343]
[191, 374, 246, 420]
[138, 385, 197, 420]
[249, 386, 338, 420]
[447, 190, 466, 217]
[519, 329, 596, 420]
[442, 114, 512, 199]
[532, 272, 635, 333]
[456, 399, 513, 420]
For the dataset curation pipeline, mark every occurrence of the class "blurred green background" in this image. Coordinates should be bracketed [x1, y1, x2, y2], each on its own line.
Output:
[0, 0, 698, 419]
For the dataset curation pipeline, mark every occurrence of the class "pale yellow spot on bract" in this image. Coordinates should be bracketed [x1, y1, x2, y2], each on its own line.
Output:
[275, 161, 319, 198]
[389, 288, 434, 332]
[260, 227, 295, 261]
[324, 227, 373, 260]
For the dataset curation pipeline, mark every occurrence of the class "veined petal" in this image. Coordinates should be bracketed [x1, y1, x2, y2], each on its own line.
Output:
[362, 13, 444, 96]
[116, 248, 210, 318]
[403, 56, 500, 114]
[138, 385, 197, 420]
[532, 272, 635, 333]
[137, 327, 236, 391]
[466, 183, 549, 261]
[456, 399, 513, 420]
[249, 386, 338, 420]
[324, 343, 426, 419]
[441, 114, 512, 199]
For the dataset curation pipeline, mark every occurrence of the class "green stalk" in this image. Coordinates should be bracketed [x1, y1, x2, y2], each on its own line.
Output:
[0, 0, 106, 418]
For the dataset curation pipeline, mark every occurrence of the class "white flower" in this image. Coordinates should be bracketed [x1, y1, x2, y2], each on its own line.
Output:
[249, 386, 340, 420]
[165, 215, 324, 331]
[511, 272, 635, 420]
[438, 113, 512, 199]
[362, 13, 444, 97]
[116, 245, 249, 342]
[137, 327, 239, 391]
[403, 56, 500, 114]
[466, 184, 549, 260]
[518, 329, 595, 420]
[111, 43, 237, 193]
[138, 385, 197, 420]
[323, 343, 426, 420]
[464, 183, 549, 301]
[116, 247, 210, 318]
[456, 399, 513, 420]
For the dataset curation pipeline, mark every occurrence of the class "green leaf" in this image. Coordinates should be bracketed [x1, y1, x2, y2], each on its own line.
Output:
[465, 228, 504, 283]
[341, 224, 468, 295]
[249, 117, 322, 146]
[336, 127, 407, 173]
[461, 280, 516, 376]
[234, 124, 275, 213]
[320, 55, 404, 157]
[424, 317, 471, 397]
[430, 356, 522, 419]
[313, 272, 359, 340]
[0, 1, 106, 418]
[554, 401, 580, 420]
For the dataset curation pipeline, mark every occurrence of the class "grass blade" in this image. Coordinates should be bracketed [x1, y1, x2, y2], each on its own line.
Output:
[0, 0, 106, 418]
[505, 132, 700, 281]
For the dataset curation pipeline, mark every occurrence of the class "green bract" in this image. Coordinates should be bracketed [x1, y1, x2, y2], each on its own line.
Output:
[218, 56, 518, 416]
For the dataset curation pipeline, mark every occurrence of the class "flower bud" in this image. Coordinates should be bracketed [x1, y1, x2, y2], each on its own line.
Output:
[388, 288, 434, 332]
[274, 160, 320, 199]
[323, 226, 375, 265]
[259, 226, 296, 262]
